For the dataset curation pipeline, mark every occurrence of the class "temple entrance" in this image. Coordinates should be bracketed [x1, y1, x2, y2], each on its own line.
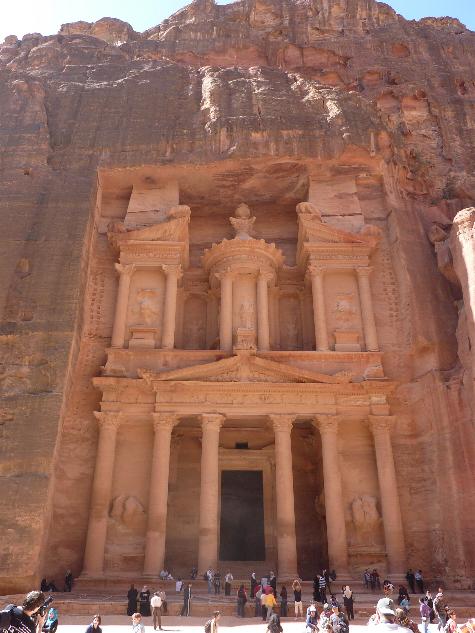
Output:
[219, 470, 266, 561]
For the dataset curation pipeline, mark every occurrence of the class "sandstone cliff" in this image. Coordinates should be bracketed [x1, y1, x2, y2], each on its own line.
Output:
[0, 0, 474, 591]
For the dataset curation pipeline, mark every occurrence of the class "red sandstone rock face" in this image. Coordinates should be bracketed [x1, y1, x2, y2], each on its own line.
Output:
[0, 0, 474, 592]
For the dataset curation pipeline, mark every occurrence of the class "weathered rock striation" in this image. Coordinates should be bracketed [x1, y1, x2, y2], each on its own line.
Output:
[0, 0, 474, 592]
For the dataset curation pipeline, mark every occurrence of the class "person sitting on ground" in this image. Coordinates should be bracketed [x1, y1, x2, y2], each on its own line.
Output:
[85, 615, 102, 633]
[159, 570, 167, 581]
[204, 610, 220, 633]
[131, 613, 145, 633]
[306, 605, 319, 633]
[42, 608, 58, 633]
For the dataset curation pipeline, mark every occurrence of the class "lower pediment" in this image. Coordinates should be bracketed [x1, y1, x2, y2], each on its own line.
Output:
[139, 352, 352, 385]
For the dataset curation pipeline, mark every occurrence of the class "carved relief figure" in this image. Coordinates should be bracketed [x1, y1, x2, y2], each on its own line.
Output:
[135, 289, 159, 325]
[110, 495, 146, 530]
[350, 495, 382, 547]
[229, 203, 256, 239]
[333, 293, 357, 327]
[239, 302, 255, 329]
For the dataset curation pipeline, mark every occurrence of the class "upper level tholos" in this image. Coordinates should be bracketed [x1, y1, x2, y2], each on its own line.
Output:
[101, 166, 383, 380]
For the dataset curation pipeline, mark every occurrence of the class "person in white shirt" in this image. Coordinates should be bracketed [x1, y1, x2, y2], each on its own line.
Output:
[224, 572, 233, 596]
[150, 592, 163, 631]
[176, 578, 183, 592]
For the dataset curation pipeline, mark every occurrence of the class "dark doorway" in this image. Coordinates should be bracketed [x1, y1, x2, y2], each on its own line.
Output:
[219, 470, 265, 561]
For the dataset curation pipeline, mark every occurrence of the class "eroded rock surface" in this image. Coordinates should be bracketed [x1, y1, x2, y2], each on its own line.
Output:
[0, 0, 475, 591]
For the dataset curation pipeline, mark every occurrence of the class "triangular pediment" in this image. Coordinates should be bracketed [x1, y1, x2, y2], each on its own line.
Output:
[108, 206, 190, 248]
[299, 215, 374, 245]
[139, 353, 352, 385]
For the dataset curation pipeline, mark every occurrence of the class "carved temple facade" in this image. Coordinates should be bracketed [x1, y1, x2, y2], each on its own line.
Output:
[80, 184, 407, 581]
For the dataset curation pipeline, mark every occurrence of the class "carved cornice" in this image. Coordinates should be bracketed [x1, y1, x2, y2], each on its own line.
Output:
[94, 410, 122, 431]
[152, 412, 180, 432]
[203, 237, 284, 274]
[200, 413, 225, 431]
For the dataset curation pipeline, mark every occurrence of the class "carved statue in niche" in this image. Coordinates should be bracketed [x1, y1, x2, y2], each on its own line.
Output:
[230, 203, 256, 240]
[110, 495, 147, 531]
[333, 293, 357, 327]
[350, 495, 382, 547]
[135, 289, 159, 325]
[239, 302, 255, 329]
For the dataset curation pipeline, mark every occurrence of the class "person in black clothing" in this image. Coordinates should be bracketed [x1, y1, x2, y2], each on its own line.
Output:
[139, 586, 151, 617]
[269, 572, 277, 598]
[40, 580, 48, 593]
[85, 615, 102, 633]
[250, 573, 257, 598]
[64, 571, 73, 593]
[279, 586, 288, 617]
[127, 585, 138, 617]
[312, 577, 321, 603]
[267, 611, 283, 633]
[0, 591, 47, 633]
[181, 583, 192, 616]
[406, 570, 416, 594]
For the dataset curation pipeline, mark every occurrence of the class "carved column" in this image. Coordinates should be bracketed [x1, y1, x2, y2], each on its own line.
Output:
[111, 264, 134, 348]
[218, 271, 233, 353]
[161, 265, 182, 349]
[143, 413, 179, 576]
[270, 415, 298, 579]
[83, 412, 122, 575]
[369, 415, 406, 573]
[198, 413, 225, 573]
[356, 267, 379, 352]
[206, 290, 219, 349]
[309, 265, 329, 351]
[257, 271, 272, 351]
[314, 415, 349, 573]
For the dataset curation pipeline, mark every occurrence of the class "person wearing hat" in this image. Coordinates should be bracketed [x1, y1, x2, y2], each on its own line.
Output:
[306, 605, 319, 633]
[373, 597, 410, 631]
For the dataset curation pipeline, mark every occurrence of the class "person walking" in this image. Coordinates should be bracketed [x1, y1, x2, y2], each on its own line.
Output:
[181, 583, 192, 617]
[205, 611, 220, 633]
[434, 590, 447, 631]
[342, 586, 354, 621]
[127, 586, 138, 617]
[131, 613, 145, 633]
[280, 586, 288, 617]
[419, 597, 431, 633]
[85, 615, 102, 633]
[263, 588, 277, 622]
[292, 579, 303, 619]
[237, 584, 247, 618]
[224, 571, 233, 597]
[150, 592, 162, 631]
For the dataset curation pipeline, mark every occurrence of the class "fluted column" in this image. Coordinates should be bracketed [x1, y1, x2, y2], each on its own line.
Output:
[369, 415, 406, 573]
[270, 415, 298, 579]
[198, 413, 225, 573]
[111, 264, 134, 347]
[218, 271, 233, 353]
[161, 265, 182, 349]
[83, 412, 122, 575]
[143, 413, 180, 576]
[356, 267, 379, 352]
[309, 265, 329, 351]
[257, 271, 272, 351]
[314, 415, 349, 573]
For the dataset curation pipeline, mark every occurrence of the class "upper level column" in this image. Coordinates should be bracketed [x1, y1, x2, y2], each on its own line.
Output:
[313, 415, 349, 574]
[257, 271, 272, 351]
[369, 415, 406, 574]
[217, 271, 233, 353]
[143, 412, 180, 576]
[270, 414, 298, 579]
[198, 413, 225, 573]
[83, 412, 122, 575]
[308, 265, 329, 351]
[111, 264, 134, 348]
[161, 265, 182, 349]
[356, 266, 379, 352]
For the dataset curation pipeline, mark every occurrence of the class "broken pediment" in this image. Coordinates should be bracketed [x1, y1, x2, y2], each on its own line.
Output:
[108, 205, 191, 249]
[139, 352, 352, 385]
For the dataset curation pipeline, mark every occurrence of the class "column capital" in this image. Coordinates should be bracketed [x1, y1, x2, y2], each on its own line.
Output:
[258, 270, 274, 284]
[161, 264, 183, 279]
[215, 268, 234, 282]
[307, 263, 326, 278]
[313, 414, 341, 435]
[356, 266, 373, 278]
[94, 411, 122, 431]
[152, 412, 180, 432]
[368, 415, 396, 434]
[200, 413, 225, 431]
[114, 263, 135, 277]
[270, 414, 295, 433]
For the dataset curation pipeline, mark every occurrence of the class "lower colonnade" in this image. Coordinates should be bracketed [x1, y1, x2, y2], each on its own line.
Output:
[81, 409, 406, 580]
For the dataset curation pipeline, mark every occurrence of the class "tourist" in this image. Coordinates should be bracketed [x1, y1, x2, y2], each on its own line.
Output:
[280, 585, 288, 617]
[372, 569, 381, 591]
[415, 571, 424, 594]
[330, 605, 349, 633]
[213, 571, 221, 595]
[263, 587, 277, 622]
[395, 608, 418, 633]
[269, 571, 277, 597]
[150, 592, 163, 631]
[131, 613, 145, 633]
[342, 586, 354, 621]
[292, 579, 303, 619]
[261, 586, 267, 620]
[250, 572, 257, 597]
[181, 583, 192, 616]
[64, 570, 73, 593]
[434, 590, 447, 631]
[190, 567, 198, 580]
[318, 604, 332, 632]
[323, 570, 332, 594]
[399, 596, 410, 614]
[139, 586, 151, 617]
[237, 584, 247, 618]
[364, 569, 371, 589]
[255, 585, 263, 617]
[372, 598, 411, 632]
[398, 586, 409, 605]
[319, 575, 327, 604]
[127, 585, 138, 616]
[420, 597, 431, 633]
[446, 611, 458, 633]
[85, 615, 102, 633]
[313, 575, 321, 602]
[330, 595, 339, 608]
[159, 587, 167, 615]
[206, 569, 213, 594]
[224, 571, 233, 596]
[425, 591, 435, 623]
[176, 578, 183, 592]
[42, 608, 58, 633]
[159, 570, 167, 581]
[405, 570, 416, 594]
[267, 609, 283, 633]
[205, 611, 220, 633]
[306, 605, 319, 633]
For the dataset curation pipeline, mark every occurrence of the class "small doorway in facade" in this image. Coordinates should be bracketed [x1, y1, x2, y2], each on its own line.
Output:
[219, 470, 266, 561]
